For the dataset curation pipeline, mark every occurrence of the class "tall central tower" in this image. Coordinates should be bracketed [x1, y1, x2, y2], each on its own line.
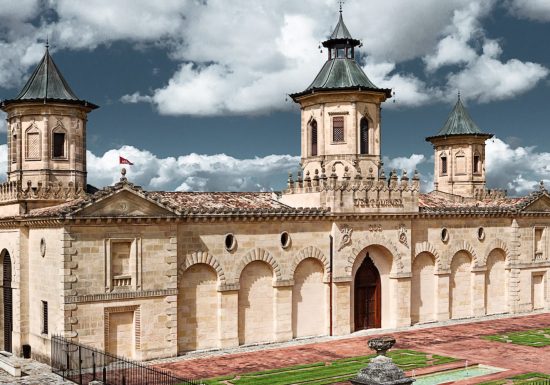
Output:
[290, 11, 391, 180]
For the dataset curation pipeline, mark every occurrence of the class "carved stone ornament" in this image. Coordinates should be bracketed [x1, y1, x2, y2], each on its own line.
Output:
[338, 226, 353, 251]
[398, 224, 408, 248]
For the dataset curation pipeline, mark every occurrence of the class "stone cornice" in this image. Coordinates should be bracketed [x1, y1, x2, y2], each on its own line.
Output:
[65, 288, 177, 304]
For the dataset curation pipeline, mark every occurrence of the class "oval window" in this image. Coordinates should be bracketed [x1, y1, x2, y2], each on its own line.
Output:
[441, 228, 449, 243]
[224, 233, 237, 252]
[477, 227, 485, 240]
[280, 231, 291, 249]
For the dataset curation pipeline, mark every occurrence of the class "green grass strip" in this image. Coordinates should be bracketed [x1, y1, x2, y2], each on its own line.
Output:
[198, 349, 457, 385]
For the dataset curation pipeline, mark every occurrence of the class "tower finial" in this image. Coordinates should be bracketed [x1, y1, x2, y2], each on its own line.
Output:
[339, 0, 344, 14]
[45, 34, 49, 50]
[457, 89, 461, 101]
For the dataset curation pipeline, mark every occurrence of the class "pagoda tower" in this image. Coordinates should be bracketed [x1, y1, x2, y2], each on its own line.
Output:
[426, 96, 493, 197]
[290, 10, 392, 180]
[1, 47, 98, 189]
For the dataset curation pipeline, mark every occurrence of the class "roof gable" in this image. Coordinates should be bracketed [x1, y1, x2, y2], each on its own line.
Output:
[62, 180, 179, 217]
[519, 192, 550, 212]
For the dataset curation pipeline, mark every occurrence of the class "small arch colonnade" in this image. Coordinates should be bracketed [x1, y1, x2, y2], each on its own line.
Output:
[175, 239, 519, 353]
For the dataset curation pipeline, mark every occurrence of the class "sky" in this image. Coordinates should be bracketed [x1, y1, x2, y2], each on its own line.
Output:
[0, 0, 549, 196]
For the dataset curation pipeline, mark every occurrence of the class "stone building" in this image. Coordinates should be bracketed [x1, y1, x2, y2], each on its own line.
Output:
[0, 13, 548, 362]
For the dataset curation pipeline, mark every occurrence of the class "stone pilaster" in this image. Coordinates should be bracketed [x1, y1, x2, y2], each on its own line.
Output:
[435, 272, 450, 321]
[274, 283, 293, 342]
[218, 289, 239, 348]
[332, 278, 351, 335]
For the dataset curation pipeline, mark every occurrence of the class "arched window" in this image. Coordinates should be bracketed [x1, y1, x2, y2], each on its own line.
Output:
[360, 117, 369, 154]
[52, 127, 67, 159]
[310, 119, 318, 156]
[473, 153, 481, 174]
[25, 125, 40, 160]
[440, 154, 448, 175]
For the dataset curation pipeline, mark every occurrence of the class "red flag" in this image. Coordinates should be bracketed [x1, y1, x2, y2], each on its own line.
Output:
[119, 156, 134, 165]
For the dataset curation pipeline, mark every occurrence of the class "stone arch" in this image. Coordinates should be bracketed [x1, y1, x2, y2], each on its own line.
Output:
[291, 246, 329, 280]
[413, 241, 443, 272]
[448, 240, 479, 269]
[346, 233, 404, 276]
[236, 248, 282, 283]
[0, 249, 15, 282]
[483, 239, 510, 266]
[178, 251, 226, 285]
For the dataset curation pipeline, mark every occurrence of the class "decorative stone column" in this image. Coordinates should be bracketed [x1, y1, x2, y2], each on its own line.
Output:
[350, 336, 414, 385]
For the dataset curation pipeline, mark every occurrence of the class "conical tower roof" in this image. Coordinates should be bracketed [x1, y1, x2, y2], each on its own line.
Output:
[2, 48, 98, 109]
[290, 11, 391, 100]
[330, 12, 353, 40]
[426, 96, 492, 141]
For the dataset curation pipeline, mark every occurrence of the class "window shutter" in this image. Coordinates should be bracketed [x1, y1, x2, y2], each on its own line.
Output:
[332, 116, 344, 142]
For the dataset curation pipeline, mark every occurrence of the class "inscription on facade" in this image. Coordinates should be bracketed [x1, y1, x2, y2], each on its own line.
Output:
[354, 199, 404, 208]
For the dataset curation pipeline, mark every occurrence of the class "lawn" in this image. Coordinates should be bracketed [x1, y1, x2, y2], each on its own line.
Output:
[482, 328, 550, 347]
[478, 372, 550, 385]
[197, 350, 456, 385]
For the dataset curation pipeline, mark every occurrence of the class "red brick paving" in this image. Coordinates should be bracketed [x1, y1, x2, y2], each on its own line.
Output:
[155, 313, 550, 381]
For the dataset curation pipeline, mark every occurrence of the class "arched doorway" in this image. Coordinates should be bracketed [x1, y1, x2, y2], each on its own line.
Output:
[354, 254, 381, 330]
[1, 251, 12, 352]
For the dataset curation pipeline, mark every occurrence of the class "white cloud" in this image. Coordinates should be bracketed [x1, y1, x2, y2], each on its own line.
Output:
[86, 146, 299, 192]
[446, 40, 549, 103]
[486, 137, 550, 195]
[507, 0, 550, 21]
[0, 0, 548, 114]
[0, 111, 6, 133]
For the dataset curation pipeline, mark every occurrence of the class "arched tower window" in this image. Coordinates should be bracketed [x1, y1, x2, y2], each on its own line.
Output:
[455, 151, 466, 175]
[360, 117, 369, 154]
[473, 152, 481, 174]
[310, 119, 318, 156]
[440, 153, 448, 175]
[25, 125, 40, 160]
[52, 127, 67, 159]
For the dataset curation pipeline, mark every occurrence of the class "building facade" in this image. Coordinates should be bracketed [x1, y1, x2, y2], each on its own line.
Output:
[0, 13, 548, 363]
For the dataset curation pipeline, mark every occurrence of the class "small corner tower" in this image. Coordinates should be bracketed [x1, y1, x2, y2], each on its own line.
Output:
[289, 10, 392, 180]
[426, 95, 493, 198]
[1, 46, 98, 189]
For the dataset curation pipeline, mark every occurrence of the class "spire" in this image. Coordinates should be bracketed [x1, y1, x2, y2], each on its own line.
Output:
[426, 96, 492, 140]
[330, 11, 353, 40]
[1, 47, 98, 109]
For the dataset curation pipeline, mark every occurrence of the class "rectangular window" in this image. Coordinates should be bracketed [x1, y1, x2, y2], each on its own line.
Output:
[112, 241, 132, 287]
[534, 227, 545, 261]
[332, 116, 344, 142]
[473, 155, 481, 174]
[53, 132, 65, 158]
[441, 156, 447, 175]
[455, 155, 466, 174]
[42, 301, 48, 335]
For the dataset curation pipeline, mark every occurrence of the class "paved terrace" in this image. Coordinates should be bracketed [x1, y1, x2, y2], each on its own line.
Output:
[154, 312, 550, 381]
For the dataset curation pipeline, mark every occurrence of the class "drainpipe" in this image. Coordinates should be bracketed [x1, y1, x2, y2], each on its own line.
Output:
[329, 234, 333, 336]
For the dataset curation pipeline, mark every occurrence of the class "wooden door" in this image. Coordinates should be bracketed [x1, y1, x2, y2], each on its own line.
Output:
[354, 255, 381, 330]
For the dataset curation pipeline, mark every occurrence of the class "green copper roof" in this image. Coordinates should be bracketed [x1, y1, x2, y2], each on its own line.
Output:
[16, 48, 79, 100]
[290, 12, 391, 99]
[330, 13, 353, 40]
[306, 58, 378, 90]
[427, 97, 492, 141]
[2, 48, 98, 109]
